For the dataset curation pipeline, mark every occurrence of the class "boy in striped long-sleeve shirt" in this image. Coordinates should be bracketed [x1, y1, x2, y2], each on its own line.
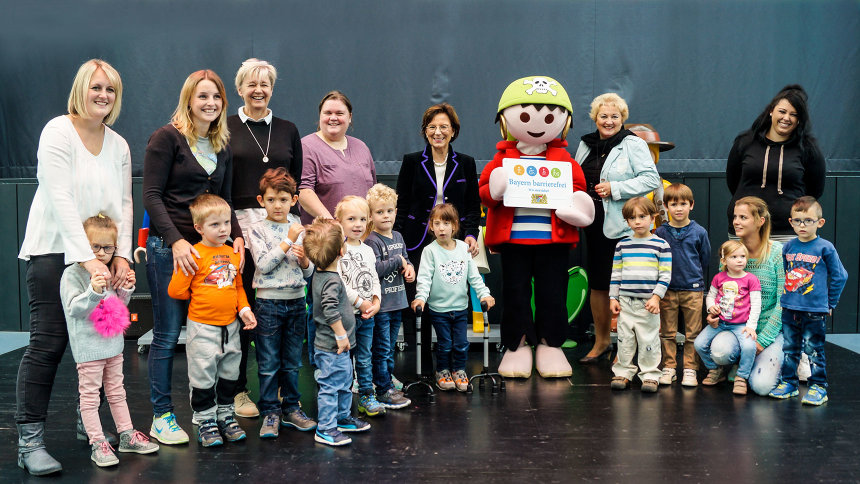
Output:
[609, 197, 672, 393]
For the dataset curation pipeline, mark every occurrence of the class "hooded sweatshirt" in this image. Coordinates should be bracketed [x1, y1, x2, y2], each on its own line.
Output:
[726, 130, 825, 236]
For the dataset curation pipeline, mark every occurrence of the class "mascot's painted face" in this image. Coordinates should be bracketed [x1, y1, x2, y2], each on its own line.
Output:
[503, 104, 569, 146]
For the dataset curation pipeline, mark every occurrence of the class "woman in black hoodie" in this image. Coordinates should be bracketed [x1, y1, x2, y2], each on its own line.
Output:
[726, 85, 826, 240]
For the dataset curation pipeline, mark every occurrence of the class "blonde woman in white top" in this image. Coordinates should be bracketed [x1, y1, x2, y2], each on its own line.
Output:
[15, 59, 132, 476]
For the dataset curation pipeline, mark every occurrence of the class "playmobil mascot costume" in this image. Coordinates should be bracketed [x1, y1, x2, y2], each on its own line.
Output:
[478, 76, 594, 378]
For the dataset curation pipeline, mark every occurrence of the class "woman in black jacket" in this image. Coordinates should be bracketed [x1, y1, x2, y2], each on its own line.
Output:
[395, 103, 481, 376]
[726, 84, 826, 241]
[395, 103, 481, 264]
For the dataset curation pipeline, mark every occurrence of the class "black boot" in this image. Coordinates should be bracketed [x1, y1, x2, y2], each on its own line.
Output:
[77, 402, 118, 446]
[17, 422, 62, 476]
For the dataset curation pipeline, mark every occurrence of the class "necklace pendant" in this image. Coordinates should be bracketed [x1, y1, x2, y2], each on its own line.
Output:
[263, 156, 269, 163]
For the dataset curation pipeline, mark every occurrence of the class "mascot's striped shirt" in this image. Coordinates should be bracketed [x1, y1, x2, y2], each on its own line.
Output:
[609, 235, 672, 299]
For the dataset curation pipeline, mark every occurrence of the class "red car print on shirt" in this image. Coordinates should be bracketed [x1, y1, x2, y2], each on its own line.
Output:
[785, 267, 814, 293]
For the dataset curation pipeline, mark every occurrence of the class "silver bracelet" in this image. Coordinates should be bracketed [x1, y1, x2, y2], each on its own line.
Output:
[335, 333, 347, 341]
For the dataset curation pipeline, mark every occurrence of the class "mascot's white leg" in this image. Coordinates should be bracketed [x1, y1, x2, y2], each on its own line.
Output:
[498, 335, 533, 378]
[536, 339, 572, 378]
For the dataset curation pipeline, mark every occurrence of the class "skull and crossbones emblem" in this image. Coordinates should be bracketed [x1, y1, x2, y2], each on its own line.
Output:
[523, 77, 557, 96]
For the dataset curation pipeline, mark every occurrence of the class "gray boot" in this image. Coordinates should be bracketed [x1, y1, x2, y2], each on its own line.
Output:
[17, 423, 62, 476]
[76, 403, 118, 446]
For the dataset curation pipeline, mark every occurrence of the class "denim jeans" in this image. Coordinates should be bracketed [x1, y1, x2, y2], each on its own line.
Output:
[428, 308, 469, 372]
[372, 310, 401, 393]
[314, 350, 353, 432]
[16, 254, 69, 424]
[353, 314, 375, 394]
[781, 309, 827, 387]
[254, 297, 307, 415]
[695, 321, 757, 380]
[146, 235, 189, 416]
[711, 331, 785, 396]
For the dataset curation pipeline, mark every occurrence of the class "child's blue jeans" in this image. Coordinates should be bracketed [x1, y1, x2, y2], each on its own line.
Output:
[427, 308, 469, 372]
[314, 350, 353, 432]
[254, 297, 306, 415]
[695, 320, 757, 380]
[372, 310, 401, 393]
[781, 309, 827, 387]
[353, 314, 375, 395]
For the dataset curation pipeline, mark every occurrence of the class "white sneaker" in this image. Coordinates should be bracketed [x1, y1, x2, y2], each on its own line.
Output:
[798, 353, 811, 383]
[681, 369, 698, 387]
[149, 412, 189, 445]
[658, 368, 676, 385]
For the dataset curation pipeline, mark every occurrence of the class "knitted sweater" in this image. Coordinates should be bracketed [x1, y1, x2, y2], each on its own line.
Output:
[61, 263, 133, 363]
[745, 241, 785, 348]
[609, 235, 672, 299]
[227, 113, 303, 210]
[247, 216, 314, 300]
[655, 220, 710, 291]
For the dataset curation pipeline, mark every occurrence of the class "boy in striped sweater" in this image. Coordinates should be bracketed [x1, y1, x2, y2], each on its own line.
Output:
[609, 197, 672, 393]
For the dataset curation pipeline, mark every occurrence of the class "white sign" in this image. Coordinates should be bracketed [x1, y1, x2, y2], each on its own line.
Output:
[502, 158, 573, 210]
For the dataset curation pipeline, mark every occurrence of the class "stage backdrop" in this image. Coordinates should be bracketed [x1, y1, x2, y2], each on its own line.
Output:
[1, 0, 858, 177]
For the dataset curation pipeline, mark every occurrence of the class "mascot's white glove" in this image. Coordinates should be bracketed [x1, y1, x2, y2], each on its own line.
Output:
[489, 167, 508, 201]
[555, 191, 595, 227]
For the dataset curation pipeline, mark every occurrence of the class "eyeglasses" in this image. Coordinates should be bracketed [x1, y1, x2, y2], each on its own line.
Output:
[789, 218, 819, 227]
[425, 124, 451, 133]
[91, 244, 116, 254]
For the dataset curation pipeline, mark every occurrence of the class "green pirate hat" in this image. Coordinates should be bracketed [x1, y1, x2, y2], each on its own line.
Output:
[497, 76, 572, 114]
[497, 75, 572, 141]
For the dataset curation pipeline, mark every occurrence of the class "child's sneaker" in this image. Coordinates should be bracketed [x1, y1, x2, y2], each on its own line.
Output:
[217, 416, 246, 442]
[150, 412, 190, 445]
[118, 429, 159, 454]
[281, 408, 317, 431]
[392, 374, 404, 391]
[641, 379, 659, 393]
[452, 370, 470, 392]
[702, 368, 726, 386]
[314, 428, 351, 446]
[357, 394, 387, 417]
[259, 413, 280, 439]
[336, 415, 371, 433]
[234, 391, 260, 418]
[90, 439, 119, 467]
[435, 370, 455, 391]
[681, 369, 698, 387]
[197, 419, 223, 447]
[768, 381, 799, 399]
[733, 376, 748, 395]
[658, 368, 676, 385]
[377, 388, 411, 409]
[801, 384, 828, 406]
[610, 376, 630, 390]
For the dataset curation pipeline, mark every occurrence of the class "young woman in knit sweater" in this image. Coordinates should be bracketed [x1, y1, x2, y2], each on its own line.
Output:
[707, 197, 786, 396]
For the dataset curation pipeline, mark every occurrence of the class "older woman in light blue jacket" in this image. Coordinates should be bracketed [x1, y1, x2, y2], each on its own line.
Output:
[574, 92, 661, 363]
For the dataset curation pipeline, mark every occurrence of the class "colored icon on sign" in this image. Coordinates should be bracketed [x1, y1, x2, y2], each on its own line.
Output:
[551, 168, 561, 178]
[527, 166, 537, 176]
[514, 164, 525, 176]
[539, 167, 549, 177]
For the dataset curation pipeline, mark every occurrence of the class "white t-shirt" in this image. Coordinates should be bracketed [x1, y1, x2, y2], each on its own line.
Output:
[19, 115, 133, 264]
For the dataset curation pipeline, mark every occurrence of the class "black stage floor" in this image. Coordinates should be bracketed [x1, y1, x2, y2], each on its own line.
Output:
[2, 342, 859, 483]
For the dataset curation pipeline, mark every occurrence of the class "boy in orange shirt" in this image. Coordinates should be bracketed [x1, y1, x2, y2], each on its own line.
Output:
[168, 194, 257, 447]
